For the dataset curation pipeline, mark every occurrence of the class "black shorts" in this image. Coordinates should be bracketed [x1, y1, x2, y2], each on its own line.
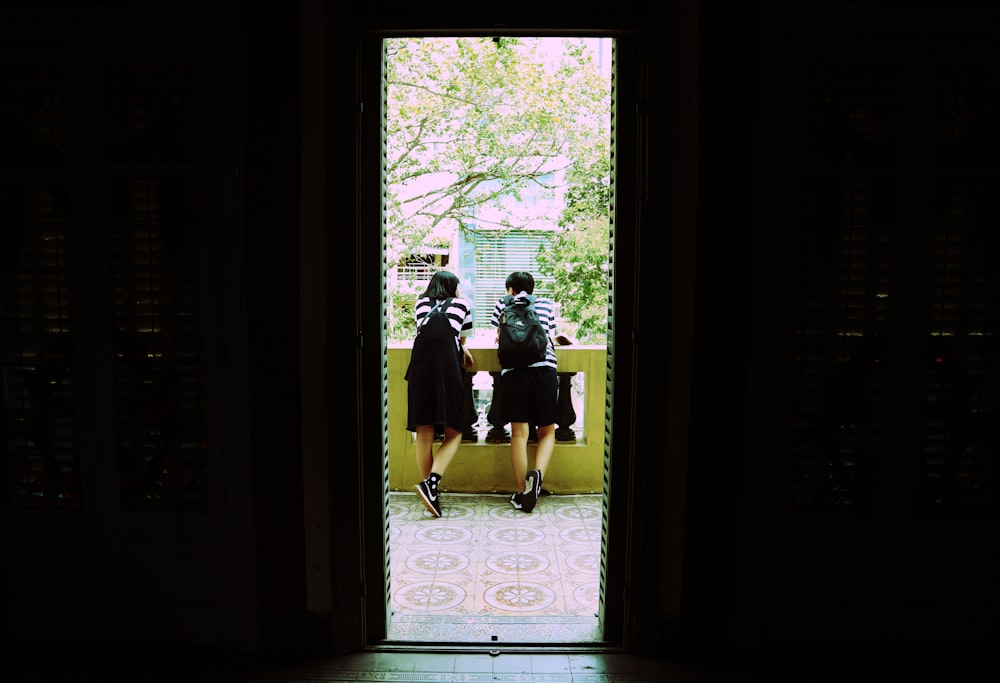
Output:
[499, 365, 558, 426]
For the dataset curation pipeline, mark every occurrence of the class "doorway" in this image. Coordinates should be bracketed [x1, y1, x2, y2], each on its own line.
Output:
[379, 35, 617, 645]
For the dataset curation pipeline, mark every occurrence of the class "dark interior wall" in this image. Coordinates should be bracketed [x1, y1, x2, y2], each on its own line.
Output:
[683, 1, 758, 655]
[241, 2, 309, 639]
[705, 0, 1000, 666]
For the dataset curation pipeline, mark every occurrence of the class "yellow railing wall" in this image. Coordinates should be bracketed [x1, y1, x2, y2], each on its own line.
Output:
[388, 342, 607, 494]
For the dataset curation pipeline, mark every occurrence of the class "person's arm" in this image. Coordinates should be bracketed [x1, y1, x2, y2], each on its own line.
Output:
[489, 297, 504, 343]
[414, 296, 428, 327]
[459, 302, 475, 368]
[459, 335, 474, 369]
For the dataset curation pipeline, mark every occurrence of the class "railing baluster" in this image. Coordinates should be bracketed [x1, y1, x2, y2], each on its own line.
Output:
[461, 367, 478, 442]
[485, 370, 510, 443]
[555, 371, 578, 442]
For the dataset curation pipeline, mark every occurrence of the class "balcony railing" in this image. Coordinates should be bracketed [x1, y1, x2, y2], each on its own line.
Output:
[395, 264, 438, 283]
[387, 342, 607, 494]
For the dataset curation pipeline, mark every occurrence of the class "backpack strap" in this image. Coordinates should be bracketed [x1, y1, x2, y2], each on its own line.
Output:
[500, 294, 512, 322]
[418, 297, 451, 330]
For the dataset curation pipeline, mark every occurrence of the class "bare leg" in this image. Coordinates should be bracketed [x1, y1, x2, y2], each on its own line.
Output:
[431, 427, 463, 475]
[414, 426, 462, 518]
[509, 421, 530, 491]
[415, 425, 435, 479]
[533, 423, 556, 481]
[417, 425, 464, 480]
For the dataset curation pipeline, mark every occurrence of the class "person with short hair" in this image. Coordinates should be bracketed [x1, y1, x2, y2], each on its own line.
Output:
[489, 271, 559, 513]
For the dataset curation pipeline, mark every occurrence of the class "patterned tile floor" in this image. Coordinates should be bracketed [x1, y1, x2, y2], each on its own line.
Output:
[387, 490, 604, 644]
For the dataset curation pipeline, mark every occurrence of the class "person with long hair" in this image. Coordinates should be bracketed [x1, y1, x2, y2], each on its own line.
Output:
[404, 270, 474, 517]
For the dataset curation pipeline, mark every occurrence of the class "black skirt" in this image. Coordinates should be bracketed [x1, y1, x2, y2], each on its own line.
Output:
[405, 335, 465, 433]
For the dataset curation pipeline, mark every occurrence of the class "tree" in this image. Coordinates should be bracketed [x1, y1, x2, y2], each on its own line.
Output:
[386, 37, 611, 340]
[536, 157, 611, 343]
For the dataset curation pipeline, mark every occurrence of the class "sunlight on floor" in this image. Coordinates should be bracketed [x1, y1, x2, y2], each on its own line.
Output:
[387, 491, 604, 644]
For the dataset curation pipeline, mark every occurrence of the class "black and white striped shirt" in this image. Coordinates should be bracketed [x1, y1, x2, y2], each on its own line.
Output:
[414, 296, 474, 352]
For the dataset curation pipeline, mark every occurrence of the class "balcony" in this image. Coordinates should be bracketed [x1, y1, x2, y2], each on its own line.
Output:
[387, 342, 607, 494]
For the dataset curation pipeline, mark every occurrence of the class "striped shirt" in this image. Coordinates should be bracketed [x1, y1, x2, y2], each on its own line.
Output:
[489, 292, 558, 371]
[414, 296, 474, 353]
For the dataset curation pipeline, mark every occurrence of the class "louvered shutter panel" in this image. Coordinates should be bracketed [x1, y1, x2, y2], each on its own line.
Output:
[472, 229, 553, 330]
[917, 67, 1000, 511]
[788, 64, 898, 511]
[0, 69, 79, 507]
[789, 62, 1000, 513]
[107, 64, 206, 507]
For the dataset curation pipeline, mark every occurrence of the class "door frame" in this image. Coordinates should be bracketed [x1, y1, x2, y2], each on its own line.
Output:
[354, 27, 643, 650]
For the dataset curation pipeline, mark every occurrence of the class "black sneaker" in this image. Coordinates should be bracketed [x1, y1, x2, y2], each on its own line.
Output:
[510, 492, 524, 510]
[416, 477, 442, 517]
[520, 469, 542, 513]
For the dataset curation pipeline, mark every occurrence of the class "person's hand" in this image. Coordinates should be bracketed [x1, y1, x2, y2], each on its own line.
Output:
[462, 348, 475, 370]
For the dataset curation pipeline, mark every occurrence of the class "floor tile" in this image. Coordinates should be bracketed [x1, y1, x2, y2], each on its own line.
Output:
[387, 492, 603, 644]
